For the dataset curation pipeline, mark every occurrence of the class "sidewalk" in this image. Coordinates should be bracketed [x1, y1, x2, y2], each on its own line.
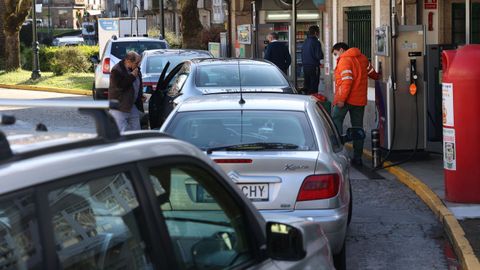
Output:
[366, 152, 480, 270]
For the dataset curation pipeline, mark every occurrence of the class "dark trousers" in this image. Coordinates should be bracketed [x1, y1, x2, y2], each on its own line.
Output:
[332, 104, 365, 160]
[303, 66, 319, 94]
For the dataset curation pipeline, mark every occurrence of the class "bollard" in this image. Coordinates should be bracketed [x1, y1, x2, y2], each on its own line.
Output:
[371, 129, 381, 168]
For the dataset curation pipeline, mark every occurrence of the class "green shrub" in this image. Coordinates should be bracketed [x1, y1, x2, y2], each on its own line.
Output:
[51, 47, 91, 75]
[148, 26, 161, 38]
[165, 31, 182, 49]
[20, 45, 99, 73]
[21, 44, 33, 70]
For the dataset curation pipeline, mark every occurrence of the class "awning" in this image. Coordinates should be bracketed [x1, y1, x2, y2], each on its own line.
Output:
[86, 10, 103, 16]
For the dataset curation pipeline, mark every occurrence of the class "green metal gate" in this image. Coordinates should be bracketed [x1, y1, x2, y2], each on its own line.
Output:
[345, 9, 372, 59]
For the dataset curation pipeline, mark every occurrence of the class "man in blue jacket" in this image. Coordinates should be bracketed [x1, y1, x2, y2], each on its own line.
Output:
[301, 25, 324, 94]
[264, 32, 291, 75]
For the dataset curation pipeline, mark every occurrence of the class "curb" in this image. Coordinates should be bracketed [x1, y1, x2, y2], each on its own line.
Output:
[0, 84, 91, 96]
[362, 150, 480, 270]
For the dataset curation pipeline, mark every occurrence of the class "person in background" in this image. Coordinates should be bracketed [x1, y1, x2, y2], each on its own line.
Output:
[331, 42, 380, 166]
[301, 25, 324, 94]
[264, 32, 292, 75]
[108, 51, 145, 132]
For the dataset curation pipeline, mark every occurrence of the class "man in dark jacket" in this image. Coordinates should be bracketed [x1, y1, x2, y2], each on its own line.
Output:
[301, 25, 324, 94]
[108, 51, 145, 132]
[264, 32, 291, 74]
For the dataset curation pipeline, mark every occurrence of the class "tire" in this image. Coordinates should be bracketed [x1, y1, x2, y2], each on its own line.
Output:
[333, 241, 347, 270]
[348, 183, 353, 226]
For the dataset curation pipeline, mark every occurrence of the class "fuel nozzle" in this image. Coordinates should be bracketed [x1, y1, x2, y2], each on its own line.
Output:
[409, 59, 418, 96]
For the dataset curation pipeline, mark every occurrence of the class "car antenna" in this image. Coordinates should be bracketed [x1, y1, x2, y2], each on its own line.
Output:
[237, 60, 245, 105]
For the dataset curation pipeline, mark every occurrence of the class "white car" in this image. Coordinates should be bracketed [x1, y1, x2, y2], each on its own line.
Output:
[92, 37, 169, 100]
[52, 36, 85, 46]
[161, 93, 365, 270]
[0, 99, 335, 270]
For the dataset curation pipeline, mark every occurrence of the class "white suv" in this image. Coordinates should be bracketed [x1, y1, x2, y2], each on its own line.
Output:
[0, 99, 334, 270]
[92, 37, 168, 100]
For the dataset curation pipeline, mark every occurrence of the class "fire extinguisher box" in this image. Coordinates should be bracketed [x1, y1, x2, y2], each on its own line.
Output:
[442, 45, 480, 203]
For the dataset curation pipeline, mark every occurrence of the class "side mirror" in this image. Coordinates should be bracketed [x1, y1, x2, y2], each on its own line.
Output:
[341, 127, 366, 144]
[266, 222, 306, 261]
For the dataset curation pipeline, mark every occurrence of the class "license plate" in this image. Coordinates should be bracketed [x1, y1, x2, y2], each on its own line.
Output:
[237, 184, 269, 201]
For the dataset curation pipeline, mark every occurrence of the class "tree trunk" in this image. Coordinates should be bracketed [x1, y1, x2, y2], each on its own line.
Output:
[180, 0, 203, 49]
[0, 0, 6, 60]
[3, 0, 33, 71]
[4, 32, 21, 71]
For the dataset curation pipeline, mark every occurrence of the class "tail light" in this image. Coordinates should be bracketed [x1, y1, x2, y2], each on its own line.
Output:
[102, 58, 111, 74]
[297, 174, 340, 201]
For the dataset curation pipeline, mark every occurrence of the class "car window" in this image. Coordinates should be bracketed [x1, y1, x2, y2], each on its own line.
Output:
[315, 102, 342, 152]
[167, 73, 188, 97]
[195, 64, 288, 88]
[146, 53, 210, 74]
[111, 41, 167, 59]
[165, 110, 317, 151]
[0, 193, 43, 269]
[147, 164, 254, 270]
[165, 63, 190, 97]
[48, 172, 154, 270]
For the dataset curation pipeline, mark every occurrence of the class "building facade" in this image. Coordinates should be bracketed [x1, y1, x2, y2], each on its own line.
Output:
[226, 0, 479, 151]
[38, 0, 88, 29]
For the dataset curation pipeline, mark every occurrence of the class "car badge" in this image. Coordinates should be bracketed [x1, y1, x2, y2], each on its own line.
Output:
[284, 164, 309, 171]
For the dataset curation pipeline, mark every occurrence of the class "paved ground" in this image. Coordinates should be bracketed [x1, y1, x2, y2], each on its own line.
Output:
[0, 89, 95, 134]
[460, 219, 480, 259]
[347, 167, 449, 270]
[1, 89, 453, 269]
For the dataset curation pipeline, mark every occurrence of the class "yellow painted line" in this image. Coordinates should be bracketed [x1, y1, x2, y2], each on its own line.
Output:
[0, 84, 91, 96]
[358, 148, 480, 270]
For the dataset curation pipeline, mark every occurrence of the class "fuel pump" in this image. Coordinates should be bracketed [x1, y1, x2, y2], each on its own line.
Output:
[380, 25, 426, 152]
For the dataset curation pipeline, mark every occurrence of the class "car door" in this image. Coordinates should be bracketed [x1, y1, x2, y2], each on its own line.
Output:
[35, 164, 174, 269]
[149, 62, 185, 129]
[137, 156, 280, 270]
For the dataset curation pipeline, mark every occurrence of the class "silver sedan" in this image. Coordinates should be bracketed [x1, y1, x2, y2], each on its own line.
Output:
[148, 58, 296, 129]
[161, 93, 364, 270]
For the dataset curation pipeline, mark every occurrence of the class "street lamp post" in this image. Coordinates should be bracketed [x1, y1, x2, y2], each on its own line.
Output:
[47, 0, 52, 39]
[31, 1, 41, 80]
[159, 0, 164, 38]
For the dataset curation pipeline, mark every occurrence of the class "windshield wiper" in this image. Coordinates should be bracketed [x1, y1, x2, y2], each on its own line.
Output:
[205, 142, 299, 154]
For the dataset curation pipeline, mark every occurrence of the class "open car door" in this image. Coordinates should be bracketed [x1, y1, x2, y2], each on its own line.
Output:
[149, 62, 184, 129]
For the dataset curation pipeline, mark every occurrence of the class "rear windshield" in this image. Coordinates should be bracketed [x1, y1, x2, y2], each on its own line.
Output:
[165, 110, 316, 151]
[146, 53, 211, 74]
[111, 41, 167, 59]
[195, 64, 288, 88]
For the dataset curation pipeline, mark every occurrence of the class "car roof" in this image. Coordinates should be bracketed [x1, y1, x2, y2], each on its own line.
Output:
[55, 36, 83, 40]
[177, 93, 313, 112]
[0, 132, 214, 194]
[143, 49, 211, 56]
[112, 37, 167, 42]
[190, 58, 274, 66]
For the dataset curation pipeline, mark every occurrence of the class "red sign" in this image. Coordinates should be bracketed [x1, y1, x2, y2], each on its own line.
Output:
[425, 0, 437, 9]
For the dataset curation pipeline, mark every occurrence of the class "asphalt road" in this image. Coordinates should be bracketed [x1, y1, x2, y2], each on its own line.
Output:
[347, 168, 449, 269]
[0, 89, 451, 269]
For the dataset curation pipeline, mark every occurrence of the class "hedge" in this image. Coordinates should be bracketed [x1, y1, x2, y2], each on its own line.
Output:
[21, 45, 99, 73]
